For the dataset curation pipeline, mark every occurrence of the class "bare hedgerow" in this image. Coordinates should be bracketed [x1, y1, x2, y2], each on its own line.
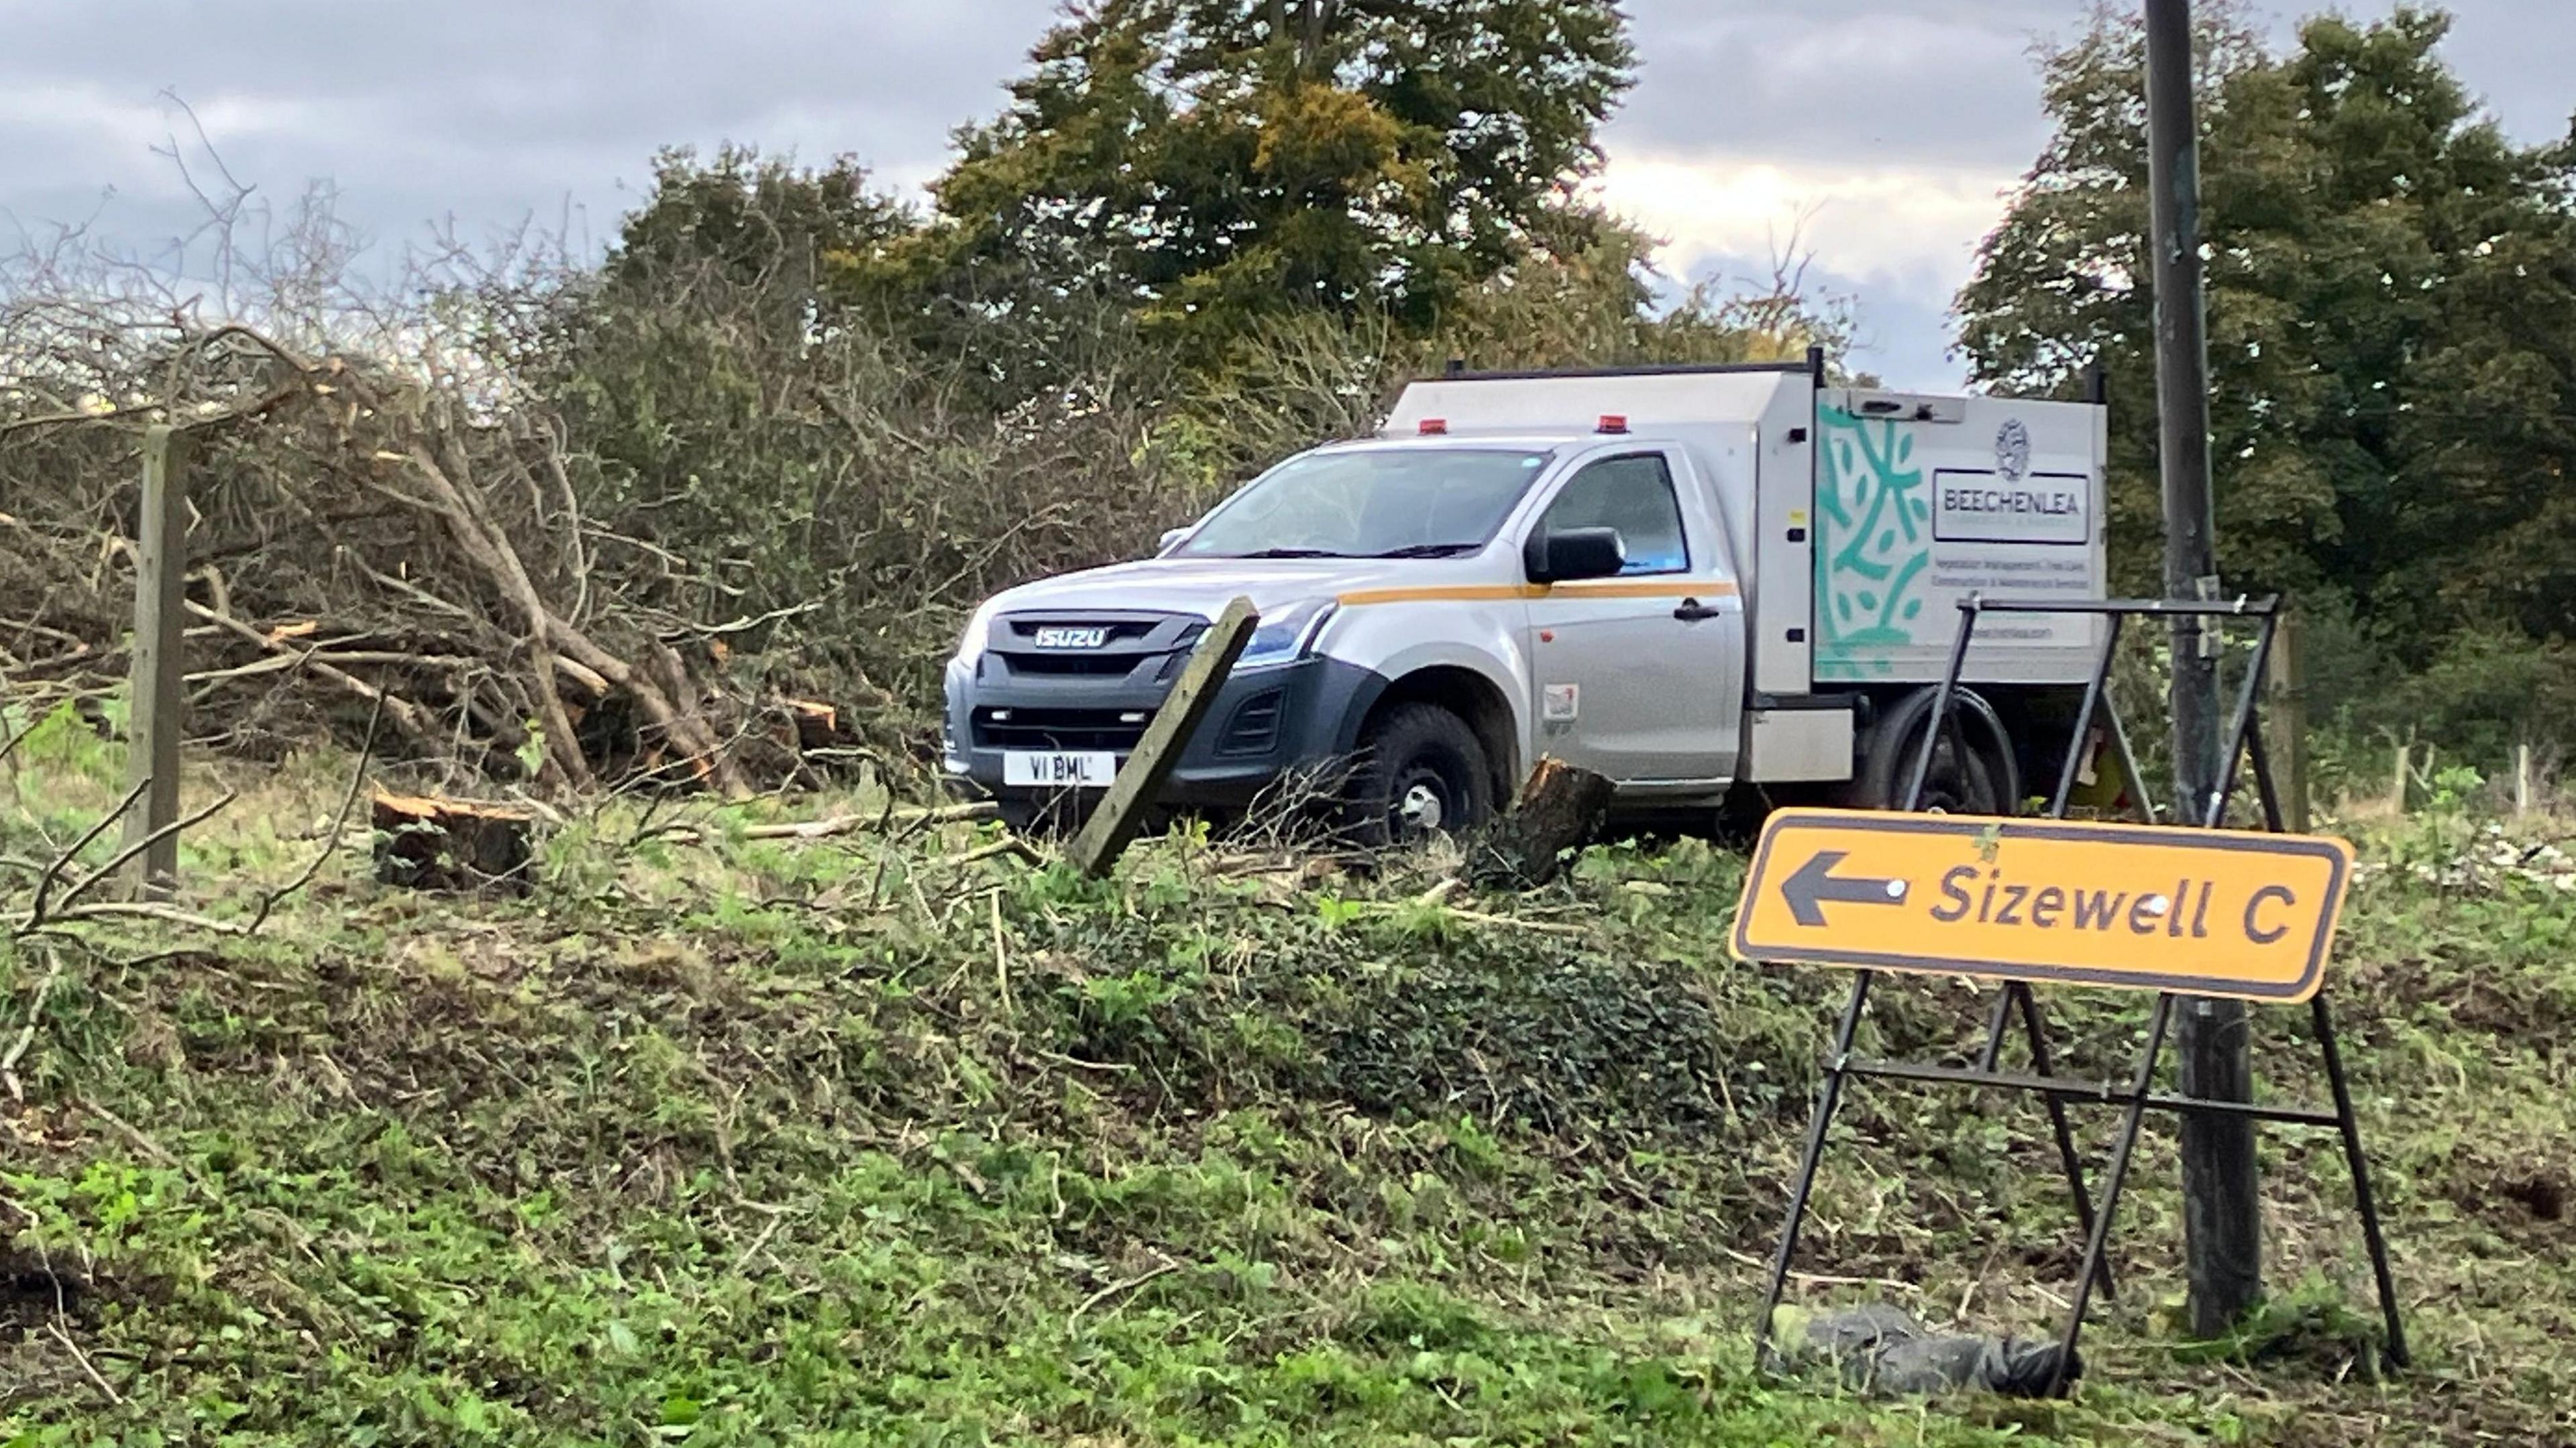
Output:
[0, 182, 752, 793]
[0, 137, 1212, 796]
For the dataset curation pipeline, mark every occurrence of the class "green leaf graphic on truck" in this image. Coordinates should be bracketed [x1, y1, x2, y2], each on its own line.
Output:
[1815, 404, 1933, 680]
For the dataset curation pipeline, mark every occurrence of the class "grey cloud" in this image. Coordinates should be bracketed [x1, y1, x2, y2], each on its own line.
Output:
[1611, 0, 2070, 170]
[1, 0, 1061, 257]
[2392, 0, 2576, 144]
[1612, 0, 2570, 176]
[1, 0, 2563, 390]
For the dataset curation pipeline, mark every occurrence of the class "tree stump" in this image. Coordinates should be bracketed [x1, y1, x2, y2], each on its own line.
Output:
[1470, 756, 1616, 887]
[786, 700, 851, 756]
[371, 792, 536, 893]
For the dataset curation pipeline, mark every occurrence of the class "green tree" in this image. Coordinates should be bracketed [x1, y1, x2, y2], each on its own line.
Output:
[607, 146, 916, 298]
[1957, 5, 2576, 674]
[916, 0, 1635, 361]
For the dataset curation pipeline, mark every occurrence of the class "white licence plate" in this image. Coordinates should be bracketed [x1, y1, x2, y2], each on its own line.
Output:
[1003, 750, 1119, 788]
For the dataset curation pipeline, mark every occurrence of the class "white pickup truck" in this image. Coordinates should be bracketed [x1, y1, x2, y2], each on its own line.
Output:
[943, 355, 2109, 836]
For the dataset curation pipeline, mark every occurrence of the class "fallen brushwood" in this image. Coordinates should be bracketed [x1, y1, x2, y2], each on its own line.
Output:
[3, 321, 774, 795]
[739, 801, 1000, 840]
[184, 599, 442, 753]
[651, 800, 1003, 848]
[372, 791, 537, 893]
[939, 836, 1046, 869]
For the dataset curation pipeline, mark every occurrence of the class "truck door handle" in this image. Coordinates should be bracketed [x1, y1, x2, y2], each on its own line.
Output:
[1673, 599, 1725, 622]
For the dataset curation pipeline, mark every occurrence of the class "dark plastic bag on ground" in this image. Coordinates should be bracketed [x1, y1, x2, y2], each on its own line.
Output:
[1790, 1302, 2079, 1398]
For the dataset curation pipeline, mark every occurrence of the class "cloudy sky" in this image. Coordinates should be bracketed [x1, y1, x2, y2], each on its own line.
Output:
[3, 1, 2568, 388]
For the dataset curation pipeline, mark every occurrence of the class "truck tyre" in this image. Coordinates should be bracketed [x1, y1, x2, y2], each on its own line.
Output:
[1843, 689, 2018, 816]
[1347, 704, 1495, 844]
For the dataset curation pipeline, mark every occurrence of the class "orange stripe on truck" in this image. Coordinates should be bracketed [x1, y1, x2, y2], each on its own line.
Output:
[1337, 579, 1739, 607]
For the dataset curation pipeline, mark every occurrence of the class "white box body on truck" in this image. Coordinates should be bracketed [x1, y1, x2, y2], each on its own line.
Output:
[943, 357, 2108, 835]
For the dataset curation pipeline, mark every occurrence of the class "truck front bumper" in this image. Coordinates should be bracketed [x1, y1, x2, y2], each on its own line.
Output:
[942, 654, 1382, 809]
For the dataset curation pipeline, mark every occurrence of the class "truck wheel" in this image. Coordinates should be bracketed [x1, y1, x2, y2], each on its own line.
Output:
[1843, 689, 2017, 816]
[1348, 704, 1495, 844]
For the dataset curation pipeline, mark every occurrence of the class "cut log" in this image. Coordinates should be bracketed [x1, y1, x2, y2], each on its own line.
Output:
[786, 700, 849, 755]
[1470, 757, 1616, 887]
[371, 791, 536, 893]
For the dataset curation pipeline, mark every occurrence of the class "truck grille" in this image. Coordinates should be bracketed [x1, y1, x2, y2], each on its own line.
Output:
[972, 706, 1151, 753]
[1003, 652, 1149, 677]
[985, 612, 1205, 683]
[1006, 618, 1159, 645]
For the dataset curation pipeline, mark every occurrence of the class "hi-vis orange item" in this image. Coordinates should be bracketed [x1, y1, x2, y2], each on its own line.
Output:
[1731, 809, 2354, 1003]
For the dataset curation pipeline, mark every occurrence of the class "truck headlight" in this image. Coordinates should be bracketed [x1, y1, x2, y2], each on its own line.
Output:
[1235, 598, 1336, 669]
[953, 600, 1004, 669]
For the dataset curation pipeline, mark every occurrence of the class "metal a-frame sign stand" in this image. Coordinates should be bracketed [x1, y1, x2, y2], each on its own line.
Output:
[1749, 594, 2407, 1396]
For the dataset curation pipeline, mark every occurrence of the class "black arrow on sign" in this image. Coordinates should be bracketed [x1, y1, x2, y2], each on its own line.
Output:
[1781, 850, 1909, 927]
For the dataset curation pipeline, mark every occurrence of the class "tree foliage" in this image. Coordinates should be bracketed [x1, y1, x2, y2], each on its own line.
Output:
[920, 0, 1635, 361]
[1959, 3, 2576, 694]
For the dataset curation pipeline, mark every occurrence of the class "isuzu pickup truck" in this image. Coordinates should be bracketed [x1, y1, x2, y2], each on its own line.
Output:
[943, 353, 2108, 836]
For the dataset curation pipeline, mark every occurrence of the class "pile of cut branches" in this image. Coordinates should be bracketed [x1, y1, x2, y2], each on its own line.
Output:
[0, 194, 902, 797]
[1, 327, 810, 793]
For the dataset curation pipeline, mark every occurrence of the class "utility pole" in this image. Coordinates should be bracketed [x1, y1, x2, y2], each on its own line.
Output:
[2143, 0, 2263, 1335]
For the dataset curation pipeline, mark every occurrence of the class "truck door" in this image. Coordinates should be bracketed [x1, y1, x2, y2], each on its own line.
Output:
[1521, 447, 1744, 786]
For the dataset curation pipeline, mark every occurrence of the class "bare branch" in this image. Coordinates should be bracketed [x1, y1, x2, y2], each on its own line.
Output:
[239, 691, 382, 934]
[19, 777, 150, 930]
[1, 954, 66, 1105]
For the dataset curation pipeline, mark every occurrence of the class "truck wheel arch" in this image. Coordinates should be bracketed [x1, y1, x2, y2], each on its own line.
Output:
[1344, 665, 1521, 803]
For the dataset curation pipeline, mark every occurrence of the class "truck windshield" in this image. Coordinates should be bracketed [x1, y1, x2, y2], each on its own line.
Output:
[1174, 447, 1551, 560]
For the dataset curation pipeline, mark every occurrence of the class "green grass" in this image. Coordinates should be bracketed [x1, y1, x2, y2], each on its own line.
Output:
[2, 739, 2573, 1444]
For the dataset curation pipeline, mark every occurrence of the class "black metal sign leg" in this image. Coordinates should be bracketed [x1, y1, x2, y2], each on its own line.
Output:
[2014, 981, 2115, 1298]
[2245, 720, 2288, 836]
[2049, 613, 2126, 818]
[2102, 704, 2161, 824]
[1755, 968, 1877, 1366]
[1902, 604, 1982, 812]
[1973, 979, 2114, 1300]
[2047, 991, 2177, 1398]
[2311, 991, 2410, 1369]
[1975, 987, 2016, 1071]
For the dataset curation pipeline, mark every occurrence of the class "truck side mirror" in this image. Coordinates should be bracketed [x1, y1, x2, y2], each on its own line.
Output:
[1525, 526, 1625, 585]
[1157, 526, 1192, 555]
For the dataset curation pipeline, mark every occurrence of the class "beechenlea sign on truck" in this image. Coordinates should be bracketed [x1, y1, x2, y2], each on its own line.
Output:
[942, 355, 2110, 837]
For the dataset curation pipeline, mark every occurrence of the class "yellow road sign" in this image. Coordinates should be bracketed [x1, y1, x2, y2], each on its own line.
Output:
[1731, 809, 2355, 1003]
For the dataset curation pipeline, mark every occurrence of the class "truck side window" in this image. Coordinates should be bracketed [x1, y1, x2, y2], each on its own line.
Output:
[1538, 453, 1690, 575]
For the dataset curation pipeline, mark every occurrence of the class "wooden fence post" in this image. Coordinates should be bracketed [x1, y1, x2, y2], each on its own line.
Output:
[2265, 609, 2310, 833]
[1067, 598, 1257, 878]
[2390, 743, 2409, 817]
[123, 424, 191, 896]
[2516, 744, 2533, 817]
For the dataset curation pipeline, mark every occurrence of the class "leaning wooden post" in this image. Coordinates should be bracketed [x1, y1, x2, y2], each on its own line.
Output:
[1067, 598, 1256, 878]
[123, 424, 191, 896]
[2265, 608, 2310, 833]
